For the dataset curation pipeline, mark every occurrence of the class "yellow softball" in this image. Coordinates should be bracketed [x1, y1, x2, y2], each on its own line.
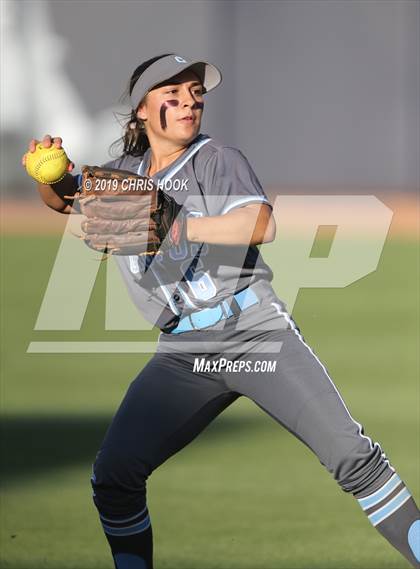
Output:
[25, 143, 70, 184]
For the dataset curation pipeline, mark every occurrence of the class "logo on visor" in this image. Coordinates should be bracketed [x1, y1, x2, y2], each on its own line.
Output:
[174, 56, 187, 64]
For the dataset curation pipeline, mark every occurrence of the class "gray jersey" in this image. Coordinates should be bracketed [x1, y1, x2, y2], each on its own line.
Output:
[76, 134, 274, 331]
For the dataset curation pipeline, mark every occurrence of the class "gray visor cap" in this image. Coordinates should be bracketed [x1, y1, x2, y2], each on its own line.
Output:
[130, 54, 222, 110]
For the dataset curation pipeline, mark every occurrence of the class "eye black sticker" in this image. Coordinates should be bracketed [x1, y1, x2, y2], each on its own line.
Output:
[160, 100, 179, 130]
[159, 100, 204, 129]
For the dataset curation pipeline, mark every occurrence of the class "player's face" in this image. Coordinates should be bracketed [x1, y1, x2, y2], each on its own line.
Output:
[137, 70, 204, 147]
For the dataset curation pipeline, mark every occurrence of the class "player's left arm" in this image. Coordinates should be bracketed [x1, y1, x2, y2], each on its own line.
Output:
[186, 203, 276, 246]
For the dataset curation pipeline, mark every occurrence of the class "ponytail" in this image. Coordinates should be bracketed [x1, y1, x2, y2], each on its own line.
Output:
[122, 110, 150, 157]
[109, 104, 150, 158]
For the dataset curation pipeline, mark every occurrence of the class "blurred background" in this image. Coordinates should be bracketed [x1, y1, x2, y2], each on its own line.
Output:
[1, 1, 418, 568]
[1, 0, 419, 191]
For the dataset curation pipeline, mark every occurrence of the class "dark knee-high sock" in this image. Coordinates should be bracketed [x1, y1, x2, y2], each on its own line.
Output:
[99, 506, 153, 569]
[356, 472, 420, 567]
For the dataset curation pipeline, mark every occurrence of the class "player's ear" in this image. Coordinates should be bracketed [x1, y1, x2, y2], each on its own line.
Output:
[136, 98, 148, 122]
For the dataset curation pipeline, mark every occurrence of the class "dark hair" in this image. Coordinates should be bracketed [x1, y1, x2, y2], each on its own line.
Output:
[110, 54, 175, 157]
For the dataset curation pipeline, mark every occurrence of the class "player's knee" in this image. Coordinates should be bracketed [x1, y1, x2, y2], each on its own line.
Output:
[91, 447, 150, 517]
[332, 436, 392, 495]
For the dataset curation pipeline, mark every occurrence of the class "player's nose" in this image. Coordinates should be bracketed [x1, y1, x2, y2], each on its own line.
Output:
[179, 87, 195, 107]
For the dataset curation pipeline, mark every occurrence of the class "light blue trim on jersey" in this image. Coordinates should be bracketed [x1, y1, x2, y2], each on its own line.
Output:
[358, 474, 401, 510]
[160, 135, 211, 183]
[136, 134, 211, 180]
[368, 488, 411, 526]
[221, 195, 270, 215]
[136, 135, 212, 315]
[114, 553, 147, 569]
[408, 520, 420, 562]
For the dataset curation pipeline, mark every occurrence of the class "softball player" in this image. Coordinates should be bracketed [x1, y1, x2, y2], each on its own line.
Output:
[25, 54, 419, 569]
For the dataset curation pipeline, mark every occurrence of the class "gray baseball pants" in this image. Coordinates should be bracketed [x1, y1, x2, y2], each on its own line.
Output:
[92, 285, 393, 519]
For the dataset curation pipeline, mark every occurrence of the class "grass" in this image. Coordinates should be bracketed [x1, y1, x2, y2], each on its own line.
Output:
[0, 234, 418, 568]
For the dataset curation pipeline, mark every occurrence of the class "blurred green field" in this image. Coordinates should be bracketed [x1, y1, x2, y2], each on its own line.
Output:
[0, 234, 418, 569]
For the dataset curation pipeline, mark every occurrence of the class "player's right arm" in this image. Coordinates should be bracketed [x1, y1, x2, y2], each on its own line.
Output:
[22, 134, 77, 214]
